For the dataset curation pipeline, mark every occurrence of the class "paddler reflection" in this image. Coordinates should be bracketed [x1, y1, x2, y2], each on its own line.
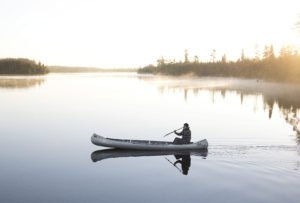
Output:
[164, 153, 191, 175]
[174, 154, 191, 175]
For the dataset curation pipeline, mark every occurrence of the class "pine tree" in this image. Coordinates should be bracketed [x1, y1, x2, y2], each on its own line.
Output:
[184, 49, 189, 63]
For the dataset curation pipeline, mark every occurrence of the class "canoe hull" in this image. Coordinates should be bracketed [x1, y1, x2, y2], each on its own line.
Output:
[91, 134, 208, 150]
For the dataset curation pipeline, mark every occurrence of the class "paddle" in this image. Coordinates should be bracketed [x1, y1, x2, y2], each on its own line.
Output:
[163, 127, 183, 137]
[164, 157, 182, 173]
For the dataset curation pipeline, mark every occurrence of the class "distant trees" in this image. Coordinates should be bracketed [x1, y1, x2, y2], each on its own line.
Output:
[0, 58, 49, 75]
[138, 46, 300, 83]
[279, 45, 297, 57]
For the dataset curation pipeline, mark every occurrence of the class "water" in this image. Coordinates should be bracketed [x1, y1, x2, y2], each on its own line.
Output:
[0, 73, 300, 203]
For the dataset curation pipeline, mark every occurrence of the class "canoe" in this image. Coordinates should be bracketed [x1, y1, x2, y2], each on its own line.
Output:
[91, 148, 208, 162]
[91, 133, 208, 150]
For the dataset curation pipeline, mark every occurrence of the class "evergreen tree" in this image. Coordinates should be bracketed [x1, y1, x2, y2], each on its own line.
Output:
[184, 49, 189, 63]
[193, 55, 199, 64]
[263, 45, 275, 60]
[210, 49, 216, 62]
[240, 49, 245, 61]
[254, 44, 261, 61]
[221, 54, 227, 63]
[157, 56, 165, 67]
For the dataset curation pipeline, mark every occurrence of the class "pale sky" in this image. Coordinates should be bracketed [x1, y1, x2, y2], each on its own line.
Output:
[1, 0, 300, 68]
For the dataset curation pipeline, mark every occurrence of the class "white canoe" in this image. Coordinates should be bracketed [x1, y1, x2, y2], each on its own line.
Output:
[91, 133, 208, 150]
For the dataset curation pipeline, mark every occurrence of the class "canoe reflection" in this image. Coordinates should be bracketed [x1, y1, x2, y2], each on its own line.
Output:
[91, 149, 208, 175]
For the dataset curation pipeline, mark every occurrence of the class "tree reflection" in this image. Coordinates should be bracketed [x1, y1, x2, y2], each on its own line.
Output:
[0, 78, 45, 89]
[91, 149, 207, 176]
[150, 79, 300, 144]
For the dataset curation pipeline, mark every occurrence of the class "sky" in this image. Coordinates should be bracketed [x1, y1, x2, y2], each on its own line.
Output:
[0, 0, 300, 68]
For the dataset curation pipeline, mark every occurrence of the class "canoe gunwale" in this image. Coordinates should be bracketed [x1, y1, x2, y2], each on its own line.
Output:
[106, 138, 183, 145]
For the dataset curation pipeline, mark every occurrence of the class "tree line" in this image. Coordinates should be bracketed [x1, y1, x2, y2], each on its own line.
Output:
[0, 58, 49, 75]
[138, 45, 300, 83]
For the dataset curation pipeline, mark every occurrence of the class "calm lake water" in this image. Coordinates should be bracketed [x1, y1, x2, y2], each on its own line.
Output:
[0, 73, 300, 203]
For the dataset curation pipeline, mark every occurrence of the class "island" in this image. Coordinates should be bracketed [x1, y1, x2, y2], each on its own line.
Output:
[0, 58, 49, 75]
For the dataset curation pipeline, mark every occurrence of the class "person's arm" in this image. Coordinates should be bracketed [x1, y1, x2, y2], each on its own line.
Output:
[174, 130, 183, 136]
[174, 160, 183, 166]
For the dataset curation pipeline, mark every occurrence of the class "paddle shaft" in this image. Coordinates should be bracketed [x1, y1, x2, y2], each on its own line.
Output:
[164, 127, 183, 137]
[164, 157, 182, 173]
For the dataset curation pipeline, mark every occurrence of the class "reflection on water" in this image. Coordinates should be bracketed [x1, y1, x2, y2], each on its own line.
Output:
[172, 154, 190, 175]
[91, 149, 207, 176]
[140, 77, 300, 143]
[0, 77, 45, 89]
[1, 73, 300, 203]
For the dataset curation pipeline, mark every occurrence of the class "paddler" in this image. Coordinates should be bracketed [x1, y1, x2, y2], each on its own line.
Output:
[173, 123, 191, 144]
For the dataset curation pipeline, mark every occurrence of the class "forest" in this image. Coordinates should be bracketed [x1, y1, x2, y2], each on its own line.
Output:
[138, 45, 300, 83]
[0, 58, 49, 75]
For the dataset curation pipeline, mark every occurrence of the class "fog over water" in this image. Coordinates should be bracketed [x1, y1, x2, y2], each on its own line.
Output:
[0, 73, 299, 203]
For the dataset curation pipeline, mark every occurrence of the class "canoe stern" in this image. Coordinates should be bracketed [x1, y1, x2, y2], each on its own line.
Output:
[195, 139, 208, 148]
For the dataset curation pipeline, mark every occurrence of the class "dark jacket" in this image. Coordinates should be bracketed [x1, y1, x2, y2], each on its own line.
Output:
[175, 128, 191, 143]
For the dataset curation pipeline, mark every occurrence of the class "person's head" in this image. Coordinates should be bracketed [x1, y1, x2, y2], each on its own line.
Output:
[184, 123, 189, 129]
